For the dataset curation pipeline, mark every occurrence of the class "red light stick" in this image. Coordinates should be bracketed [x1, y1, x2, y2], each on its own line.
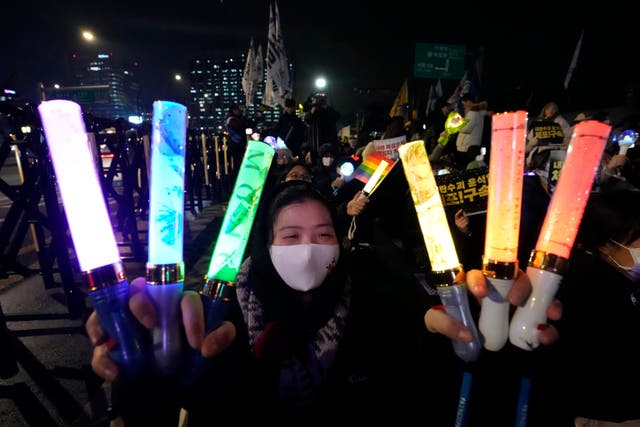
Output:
[479, 111, 527, 351]
[509, 120, 611, 350]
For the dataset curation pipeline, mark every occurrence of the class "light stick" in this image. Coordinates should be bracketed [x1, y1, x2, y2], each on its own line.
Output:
[38, 100, 146, 379]
[214, 136, 221, 179]
[204, 140, 274, 284]
[362, 159, 389, 196]
[201, 133, 210, 186]
[617, 129, 637, 156]
[354, 159, 389, 204]
[347, 159, 391, 246]
[183, 140, 274, 384]
[478, 111, 527, 351]
[437, 111, 467, 146]
[399, 140, 481, 362]
[223, 140, 229, 175]
[146, 100, 188, 375]
[509, 120, 611, 350]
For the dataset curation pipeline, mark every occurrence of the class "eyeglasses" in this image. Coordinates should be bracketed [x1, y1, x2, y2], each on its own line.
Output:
[286, 172, 312, 182]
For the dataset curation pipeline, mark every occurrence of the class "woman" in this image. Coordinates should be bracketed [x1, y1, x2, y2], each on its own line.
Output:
[525, 101, 572, 155]
[87, 182, 560, 426]
[281, 162, 312, 183]
[554, 189, 640, 425]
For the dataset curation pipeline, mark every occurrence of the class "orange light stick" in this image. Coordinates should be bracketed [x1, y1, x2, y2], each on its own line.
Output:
[510, 120, 611, 350]
[479, 111, 527, 351]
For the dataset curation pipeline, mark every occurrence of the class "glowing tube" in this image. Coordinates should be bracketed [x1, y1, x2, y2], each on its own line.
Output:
[146, 100, 188, 375]
[510, 120, 611, 350]
[182, 140, 274, 386]
[38, 100, 146, 379]
[437, 111, 467, 146]
[479, 111, 527, 351]
[362, 159, 389, 195]
[399, 140, 481, 362]
[205, 140, 275, 283]
[39, 101, 120, 270]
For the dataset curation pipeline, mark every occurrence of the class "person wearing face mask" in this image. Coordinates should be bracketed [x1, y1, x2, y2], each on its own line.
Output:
[549, 189, 640, 425]
[310, 143, 342, 199]
[87, 181, 414, 426]
[86, 181, 562, 426]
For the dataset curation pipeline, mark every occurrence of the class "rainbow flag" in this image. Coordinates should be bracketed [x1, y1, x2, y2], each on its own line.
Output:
[352, 151, 394, 193]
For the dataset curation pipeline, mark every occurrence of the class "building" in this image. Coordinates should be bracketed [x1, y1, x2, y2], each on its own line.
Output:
[43, 52, 140, 122]
[42, 48, 285, 132]
[188, 53, 281, 136]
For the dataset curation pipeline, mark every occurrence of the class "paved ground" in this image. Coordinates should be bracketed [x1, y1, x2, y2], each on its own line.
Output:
[0, 201, 227, 426]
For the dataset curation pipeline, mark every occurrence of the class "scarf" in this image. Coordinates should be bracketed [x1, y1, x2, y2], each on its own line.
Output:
[235, 257, 351, 402]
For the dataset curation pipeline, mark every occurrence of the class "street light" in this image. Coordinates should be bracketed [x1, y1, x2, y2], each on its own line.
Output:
[81, 29, 95, 43]
[168, 72, 188, 105]
[314, 76, 327, 91]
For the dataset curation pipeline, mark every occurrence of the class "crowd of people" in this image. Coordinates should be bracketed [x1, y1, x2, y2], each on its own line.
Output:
[85, 94, 640, 426]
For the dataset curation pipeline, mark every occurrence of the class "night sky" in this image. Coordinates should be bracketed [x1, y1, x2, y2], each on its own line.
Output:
[3, 1, 636, 125]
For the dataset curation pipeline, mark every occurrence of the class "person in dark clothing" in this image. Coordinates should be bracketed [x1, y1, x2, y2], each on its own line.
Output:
[303, 93, 340, 153]
[275, 98, 306, 159]
[427, 98, 458, 167]
[552, 189, 640, 424]
[310, 143, 341, 199]
[224, 103, 249, 187]
[88, 181, 428, 425]
[86, 187, 563, 426]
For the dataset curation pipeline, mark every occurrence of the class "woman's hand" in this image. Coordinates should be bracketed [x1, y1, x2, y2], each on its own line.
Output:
[424, 269, 562, 346]
[346, 192, 369, 216]
[86, 277, 236, 381]
[454, 209, 470, 235]
[180, 291, 236, 358]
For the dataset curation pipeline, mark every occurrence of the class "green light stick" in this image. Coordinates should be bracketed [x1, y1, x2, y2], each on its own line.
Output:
[183, 140, 274, 385]
[437, 111, 467, 146]
[203, 140, 274, 287]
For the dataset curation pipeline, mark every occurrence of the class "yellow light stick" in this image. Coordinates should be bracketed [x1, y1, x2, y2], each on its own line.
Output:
[479, 111, 527, 351]
[399, 140, 481, 362]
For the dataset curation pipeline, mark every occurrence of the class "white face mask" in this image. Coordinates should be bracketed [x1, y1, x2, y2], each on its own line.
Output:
[321, 157, 333, 167]
[269, 243, 340, 292]
[610, 240, 640, 280]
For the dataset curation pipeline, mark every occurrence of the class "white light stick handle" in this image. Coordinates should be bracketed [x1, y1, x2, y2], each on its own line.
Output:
[479, 277, 513, 351]
[619, 143, 631, 156]
[510, 120, 610, 351]
[509, 267, 561, 350]
[479, 110, 526, 352]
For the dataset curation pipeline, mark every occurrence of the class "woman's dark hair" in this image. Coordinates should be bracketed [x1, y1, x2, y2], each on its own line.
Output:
[249, 180, 347, 341]
[277, 161, 312, 183]
[257, 180, 340, 247]
[576, 189, 640, 252]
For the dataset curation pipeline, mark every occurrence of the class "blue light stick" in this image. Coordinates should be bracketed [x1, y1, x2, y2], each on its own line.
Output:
[146, 100, 187, 375]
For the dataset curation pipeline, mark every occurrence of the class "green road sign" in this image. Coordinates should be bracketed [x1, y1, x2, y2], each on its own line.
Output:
[414, 43, 466, 79]
[44, 85, 111, 105]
